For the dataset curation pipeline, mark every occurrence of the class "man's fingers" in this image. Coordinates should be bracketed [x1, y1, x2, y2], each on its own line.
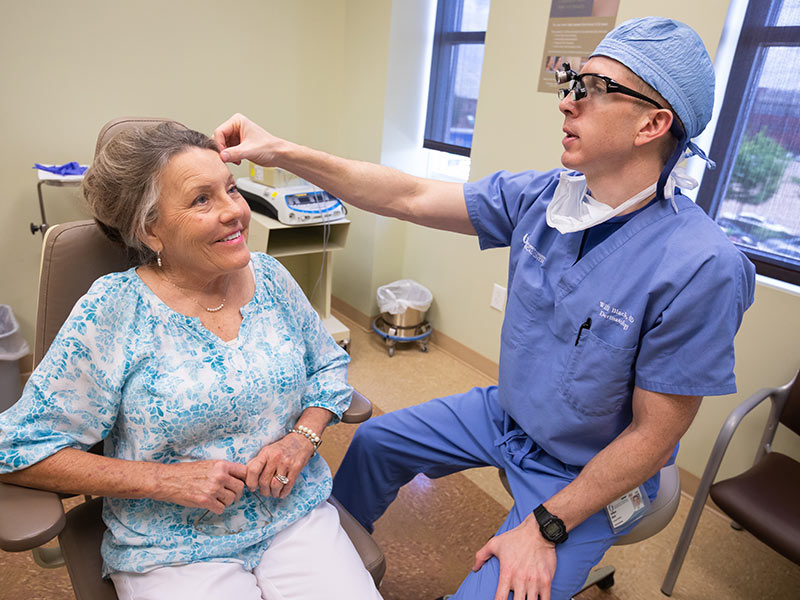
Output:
[473, 541, 494, 571]
[540, 583, 551, 600]
[220, 147, 243, 165]
[493, 573, 512, 600]
[214, 113, 245, 149]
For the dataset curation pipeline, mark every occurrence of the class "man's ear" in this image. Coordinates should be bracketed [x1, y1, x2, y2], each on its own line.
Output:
[634, 108, 674, 148]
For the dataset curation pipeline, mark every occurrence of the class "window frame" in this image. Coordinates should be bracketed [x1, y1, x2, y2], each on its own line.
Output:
[423, 0, 487, 158]
[696, 0, 800, 285]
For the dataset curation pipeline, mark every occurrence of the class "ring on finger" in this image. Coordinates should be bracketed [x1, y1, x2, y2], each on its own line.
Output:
[273, 474, 289, 485]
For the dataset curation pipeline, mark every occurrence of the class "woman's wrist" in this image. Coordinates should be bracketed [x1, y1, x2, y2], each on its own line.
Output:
[288, 424, 322, 455]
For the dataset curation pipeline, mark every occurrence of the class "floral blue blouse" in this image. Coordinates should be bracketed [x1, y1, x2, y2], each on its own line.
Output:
[0, 253, 351, 575]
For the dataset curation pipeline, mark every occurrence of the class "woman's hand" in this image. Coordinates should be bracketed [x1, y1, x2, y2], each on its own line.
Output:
[153, 460, 248, 515]
[245, 433, 316, 499]
[214, 113, 284, 166]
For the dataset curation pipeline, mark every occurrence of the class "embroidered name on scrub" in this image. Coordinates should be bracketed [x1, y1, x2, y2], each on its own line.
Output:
[522, 233, 546, 264]
[598, 301, 635, 331]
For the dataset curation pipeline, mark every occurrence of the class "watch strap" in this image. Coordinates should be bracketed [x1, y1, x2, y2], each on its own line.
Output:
[533, 503, 569, 545]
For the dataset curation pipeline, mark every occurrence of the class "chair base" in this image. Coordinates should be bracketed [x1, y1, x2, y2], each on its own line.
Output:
[32, 546, 65, 569]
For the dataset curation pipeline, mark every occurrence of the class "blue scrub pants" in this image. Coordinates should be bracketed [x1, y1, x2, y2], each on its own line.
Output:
[332, 386, 625, 600]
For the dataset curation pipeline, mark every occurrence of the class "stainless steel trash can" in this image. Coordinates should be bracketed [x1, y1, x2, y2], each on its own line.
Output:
[376, 280, 433, 336]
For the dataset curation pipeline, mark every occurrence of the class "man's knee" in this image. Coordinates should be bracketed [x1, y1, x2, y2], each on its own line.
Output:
[348, 414, 395, 454]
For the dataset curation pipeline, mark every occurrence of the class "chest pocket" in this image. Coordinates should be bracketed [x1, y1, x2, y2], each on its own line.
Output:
[558, 327, 637, 416]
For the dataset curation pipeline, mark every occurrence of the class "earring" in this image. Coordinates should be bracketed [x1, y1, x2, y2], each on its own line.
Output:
[157, 250, 162, 268]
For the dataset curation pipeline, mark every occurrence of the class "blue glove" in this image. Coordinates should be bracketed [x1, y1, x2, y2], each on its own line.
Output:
[33, 162, 88, 176]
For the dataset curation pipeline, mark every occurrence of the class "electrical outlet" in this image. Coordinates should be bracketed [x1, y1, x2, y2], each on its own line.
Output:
[490, 284, 506, 312]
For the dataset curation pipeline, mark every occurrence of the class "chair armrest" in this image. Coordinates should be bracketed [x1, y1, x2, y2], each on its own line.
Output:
[0, 482, 66, 551]
[691, 386, 778, 506]
[341, 390, 373, 424]
[715, 387, 778, 458]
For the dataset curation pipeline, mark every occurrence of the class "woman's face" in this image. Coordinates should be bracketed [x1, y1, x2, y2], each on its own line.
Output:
[147, 147, 251, 280]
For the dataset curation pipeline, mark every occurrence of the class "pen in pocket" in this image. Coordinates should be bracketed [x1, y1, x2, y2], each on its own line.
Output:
[575, 317, 592, 346]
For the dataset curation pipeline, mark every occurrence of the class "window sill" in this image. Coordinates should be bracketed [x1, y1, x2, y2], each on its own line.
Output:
[755, 274, 800, 298]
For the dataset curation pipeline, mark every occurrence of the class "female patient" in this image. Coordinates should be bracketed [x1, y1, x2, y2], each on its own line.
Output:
[0, 122, 382, 600]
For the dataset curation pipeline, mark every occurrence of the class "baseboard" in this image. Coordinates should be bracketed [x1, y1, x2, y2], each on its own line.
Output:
[331, 296, 499, 381]
[331, 296, 373, 331]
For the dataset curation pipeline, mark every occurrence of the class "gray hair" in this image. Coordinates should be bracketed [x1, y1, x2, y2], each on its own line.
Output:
[82, 121, 219, 264]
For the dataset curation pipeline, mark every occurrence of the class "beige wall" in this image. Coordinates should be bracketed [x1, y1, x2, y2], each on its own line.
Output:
[2, 0, 798, 481]
[0, 0, 364, 341]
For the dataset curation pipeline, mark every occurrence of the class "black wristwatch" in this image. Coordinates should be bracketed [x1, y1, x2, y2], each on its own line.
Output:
[533, 504, 569, 545]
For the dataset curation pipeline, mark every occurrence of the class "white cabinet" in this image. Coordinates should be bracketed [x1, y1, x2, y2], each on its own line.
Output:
[247, 212, 351, 347]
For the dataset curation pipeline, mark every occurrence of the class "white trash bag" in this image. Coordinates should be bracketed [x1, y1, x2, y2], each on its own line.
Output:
[0, 305, 29, 362]
[0, 305, 30, 412]
[376, 280, 433, 316]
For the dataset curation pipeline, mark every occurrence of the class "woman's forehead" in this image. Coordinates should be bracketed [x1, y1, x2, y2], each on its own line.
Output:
[162, 148, 230, 193]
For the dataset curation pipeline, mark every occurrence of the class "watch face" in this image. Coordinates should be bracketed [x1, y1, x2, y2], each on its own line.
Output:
[544, 521, 563, 537]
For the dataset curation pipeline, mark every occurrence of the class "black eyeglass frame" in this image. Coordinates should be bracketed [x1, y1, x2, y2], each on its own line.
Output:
[555, 63, 663, 110]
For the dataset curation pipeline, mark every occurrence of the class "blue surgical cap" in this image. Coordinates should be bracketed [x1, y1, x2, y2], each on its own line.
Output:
[591, 17, 715, 141]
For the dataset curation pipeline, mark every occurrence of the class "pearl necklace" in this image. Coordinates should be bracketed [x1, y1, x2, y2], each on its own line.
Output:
[162, 274, 228, 313]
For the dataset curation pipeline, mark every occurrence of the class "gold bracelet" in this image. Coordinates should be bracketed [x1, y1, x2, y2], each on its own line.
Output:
[289, 424, 322, 454]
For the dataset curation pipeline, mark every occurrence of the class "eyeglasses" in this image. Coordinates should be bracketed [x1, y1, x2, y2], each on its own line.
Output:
[193, 490, 273, 536]
[555, 62, 663, 109]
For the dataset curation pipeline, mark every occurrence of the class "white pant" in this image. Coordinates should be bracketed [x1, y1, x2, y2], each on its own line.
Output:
[110, 501, 383, 600]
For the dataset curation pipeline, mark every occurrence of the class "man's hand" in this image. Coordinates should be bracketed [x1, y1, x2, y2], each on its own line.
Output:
[473, 515, 558, 600]
[214, 113, 284, 166]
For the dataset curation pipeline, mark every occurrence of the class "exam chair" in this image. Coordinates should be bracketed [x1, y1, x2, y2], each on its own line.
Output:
[0, 118, 385, 599]
[0, 221, 385, 599]
[661, 371, 800, 596]
[497, 461, 681, 595]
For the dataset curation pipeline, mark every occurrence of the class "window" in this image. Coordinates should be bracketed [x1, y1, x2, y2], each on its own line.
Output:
[423, 0, 491, 157]
[698, 0, 800, 285]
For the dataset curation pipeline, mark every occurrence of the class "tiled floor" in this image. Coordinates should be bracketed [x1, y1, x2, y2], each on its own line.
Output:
[1, 312, 798, 599]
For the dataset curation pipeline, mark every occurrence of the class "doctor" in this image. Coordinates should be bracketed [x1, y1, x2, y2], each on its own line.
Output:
[216, 17, 755, 600]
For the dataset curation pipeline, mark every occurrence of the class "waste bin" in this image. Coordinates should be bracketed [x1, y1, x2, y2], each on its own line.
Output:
[0, 305, 30, 412]
[377, 280, 433, 330]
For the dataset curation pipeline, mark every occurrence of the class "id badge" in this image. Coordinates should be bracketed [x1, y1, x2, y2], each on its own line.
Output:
[605, 485, 650, 534]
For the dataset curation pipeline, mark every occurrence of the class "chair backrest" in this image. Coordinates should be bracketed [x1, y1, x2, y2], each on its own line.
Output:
[34, 117, 180, 367]
[34, 222, 134, 367]
[94, 116, 178, 158]
[780, 371, 800, 437]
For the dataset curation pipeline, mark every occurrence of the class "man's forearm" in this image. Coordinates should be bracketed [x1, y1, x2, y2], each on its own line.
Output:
[540, 388, 701, 532]
[542, 425, 673, 531]
[273, 140, 474, 233]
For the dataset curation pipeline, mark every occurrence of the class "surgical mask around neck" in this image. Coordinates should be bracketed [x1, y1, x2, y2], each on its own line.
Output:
[545, 165, 698, 235]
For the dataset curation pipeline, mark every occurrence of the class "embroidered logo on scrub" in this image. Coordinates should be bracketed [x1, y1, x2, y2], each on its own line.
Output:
[522, 233, 546, 264]
[599, 301, 635, 331]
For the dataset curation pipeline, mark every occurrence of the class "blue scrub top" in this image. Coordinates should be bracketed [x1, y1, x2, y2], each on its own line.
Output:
[465, 169, 756, 467]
